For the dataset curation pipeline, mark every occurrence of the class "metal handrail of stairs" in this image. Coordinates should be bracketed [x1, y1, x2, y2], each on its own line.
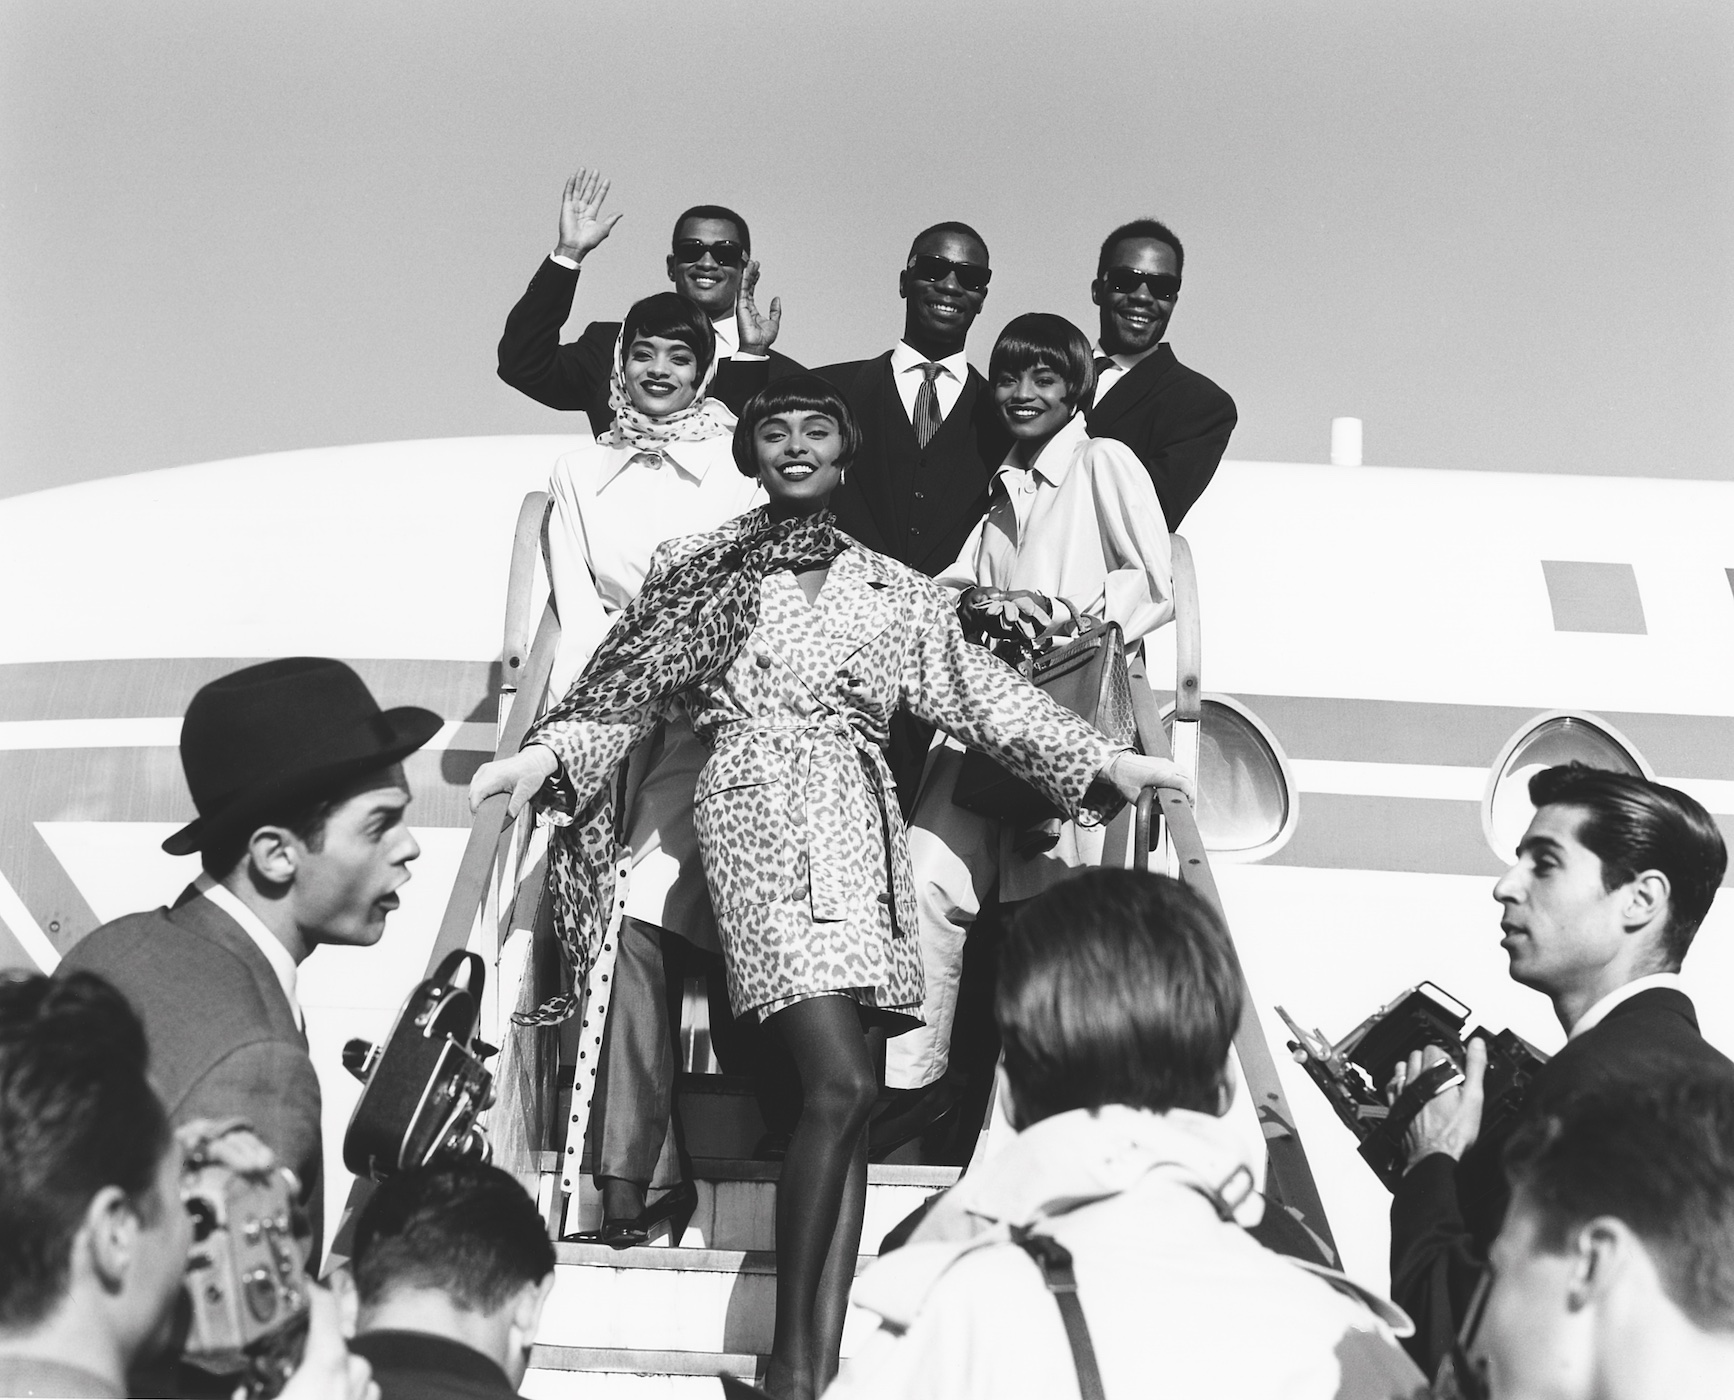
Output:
[1128, 531, 1337, 1259]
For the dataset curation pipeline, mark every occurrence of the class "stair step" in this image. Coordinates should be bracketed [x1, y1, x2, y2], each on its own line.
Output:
[541, 1243, 881, 1357]
[524, 1348, 761, 1398]
[558, 1161, 957, 1253]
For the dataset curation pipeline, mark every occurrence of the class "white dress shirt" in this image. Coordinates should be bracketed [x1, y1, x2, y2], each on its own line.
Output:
[938, 413, 1174, 646]
[1091, 339, 1164, 405]
[890, 341, 969, 426]
[1567, 971, 1686, 1041]
[194, 872, 303, 1031]
[547, 437, 765, 697]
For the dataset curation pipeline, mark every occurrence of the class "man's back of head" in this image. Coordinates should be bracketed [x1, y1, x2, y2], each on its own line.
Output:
[0, 970, 186, 1396]
[1475, 1076, 1734, 1399]
[350, 1160, 556, 1395]
[996, 868, 1244, 1126]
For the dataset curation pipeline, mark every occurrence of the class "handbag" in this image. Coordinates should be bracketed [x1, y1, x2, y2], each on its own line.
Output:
[952, 599, 1140, 827]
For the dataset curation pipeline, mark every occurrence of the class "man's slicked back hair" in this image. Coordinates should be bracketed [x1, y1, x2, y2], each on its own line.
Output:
[0, 970, 171, 1327]
[907, 221, 990, 264]
[1528, 762, 1727, 967]
[989, 313, 1096, 409]
[673, 204, 750, 254]
[1097, 218, 1185, 279]
[996, 870, 1243, 1124]
[732, 374, 862, 478]
[353, 1159, 555, 1315]
[1505, 1075, 1734, 1332]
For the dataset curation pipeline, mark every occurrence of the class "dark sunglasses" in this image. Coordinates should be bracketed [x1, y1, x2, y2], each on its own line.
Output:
[1102, 266, 1182, 299]
[671, 238, 746, 268]
[906, 254, 992, 293]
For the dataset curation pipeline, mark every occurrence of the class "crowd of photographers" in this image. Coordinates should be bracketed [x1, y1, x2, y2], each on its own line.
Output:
[4, 724, 1734, 1398]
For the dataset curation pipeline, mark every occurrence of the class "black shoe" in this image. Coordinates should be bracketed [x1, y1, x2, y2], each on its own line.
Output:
[868, 1077, 965, 1159]
[564, 1180, 698, 1250]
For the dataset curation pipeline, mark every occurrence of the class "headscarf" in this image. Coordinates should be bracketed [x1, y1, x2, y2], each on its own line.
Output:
[517, 505, 851, 1024]
[606, 326, 737, 451]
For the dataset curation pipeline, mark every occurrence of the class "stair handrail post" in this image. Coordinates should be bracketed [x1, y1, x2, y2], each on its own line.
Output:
[1168, 533, 1203, 795]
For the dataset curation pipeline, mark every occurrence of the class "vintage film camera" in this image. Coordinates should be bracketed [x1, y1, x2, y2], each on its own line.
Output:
[1277, 983, 1548, 1191]
[342, 949, 497, 1180]
[181, 1152, 309, 1398]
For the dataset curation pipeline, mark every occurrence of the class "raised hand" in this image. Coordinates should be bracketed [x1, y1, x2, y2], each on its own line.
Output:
[736, 258, 782, 354]
[555, 167, 623, 263]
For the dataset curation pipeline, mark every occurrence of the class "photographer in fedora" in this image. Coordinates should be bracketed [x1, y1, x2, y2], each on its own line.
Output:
[62, 657, 441, 1251]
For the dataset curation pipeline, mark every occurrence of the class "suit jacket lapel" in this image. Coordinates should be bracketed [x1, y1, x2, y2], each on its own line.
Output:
[1087, 343, 1176, 434]
[907, 368, 996, 570]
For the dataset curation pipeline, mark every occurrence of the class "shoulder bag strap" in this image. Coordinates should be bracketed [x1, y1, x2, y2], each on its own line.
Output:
[1009, 1225, 1107, 1400]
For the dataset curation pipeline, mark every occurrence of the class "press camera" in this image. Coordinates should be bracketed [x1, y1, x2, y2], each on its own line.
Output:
[1277, 983, 1548, 1190]
[342, 949, 496, 1181]
[181, 1155, 309, 1397]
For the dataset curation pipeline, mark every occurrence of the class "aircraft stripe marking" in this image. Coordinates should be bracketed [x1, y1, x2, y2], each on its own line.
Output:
[1292, 760, 1734, 813]
[0, 868, 59, 972]
[0, 718, 497, 753]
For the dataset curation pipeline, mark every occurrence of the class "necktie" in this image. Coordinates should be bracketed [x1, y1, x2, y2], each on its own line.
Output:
[1086, 354, 1116, 411]
[913, 362, 944, 449]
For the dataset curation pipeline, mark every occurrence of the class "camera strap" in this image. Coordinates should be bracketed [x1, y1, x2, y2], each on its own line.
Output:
[1009, 1225, 1106, 1400]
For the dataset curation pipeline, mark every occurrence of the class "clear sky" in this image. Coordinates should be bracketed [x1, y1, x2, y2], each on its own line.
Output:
[2, 0, 1730, 498]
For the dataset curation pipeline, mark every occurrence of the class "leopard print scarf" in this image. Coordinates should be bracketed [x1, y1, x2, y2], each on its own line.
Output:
[516, 506, 850, 1024]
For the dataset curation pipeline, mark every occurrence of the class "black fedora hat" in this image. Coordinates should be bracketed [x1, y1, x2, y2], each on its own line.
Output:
[162, 658, 444, 858]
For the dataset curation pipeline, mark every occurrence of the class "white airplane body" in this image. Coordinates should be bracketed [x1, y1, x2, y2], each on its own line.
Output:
[3, 438, 1731, 1294]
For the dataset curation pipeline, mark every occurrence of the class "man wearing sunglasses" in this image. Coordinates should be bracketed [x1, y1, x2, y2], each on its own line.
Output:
[497, 167, 803, 434]
[808, 223, 1012, 819]
[1085, 219, 1237, 529]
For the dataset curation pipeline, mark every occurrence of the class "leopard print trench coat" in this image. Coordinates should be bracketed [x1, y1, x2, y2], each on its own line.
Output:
[535, 541, 1121, 1023]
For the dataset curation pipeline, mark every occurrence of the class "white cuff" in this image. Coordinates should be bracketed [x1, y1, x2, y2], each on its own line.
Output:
[550, 252, 580, 270]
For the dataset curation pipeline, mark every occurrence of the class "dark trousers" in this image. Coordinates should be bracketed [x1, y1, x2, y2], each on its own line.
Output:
[588, 916, 738, 1188]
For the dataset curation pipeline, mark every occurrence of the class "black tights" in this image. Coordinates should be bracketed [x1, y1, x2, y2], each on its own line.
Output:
[761, 995, 883, 1400]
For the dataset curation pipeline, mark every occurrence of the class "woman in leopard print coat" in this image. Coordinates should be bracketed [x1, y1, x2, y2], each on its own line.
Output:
[472, 375, 1191, 1400]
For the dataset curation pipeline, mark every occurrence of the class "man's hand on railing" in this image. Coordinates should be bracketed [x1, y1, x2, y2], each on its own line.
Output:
[468, 744, 560, 820]
[1106, 752, 1195, 806]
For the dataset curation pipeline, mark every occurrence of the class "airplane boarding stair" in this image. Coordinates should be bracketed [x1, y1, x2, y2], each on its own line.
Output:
[390, 497, 1335, 1395]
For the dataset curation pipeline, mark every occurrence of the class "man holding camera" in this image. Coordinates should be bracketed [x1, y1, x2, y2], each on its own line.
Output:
[1390, 763, 1734, 1373]
[0, 969, 374, 1400]
[60, 657, 442, 1253]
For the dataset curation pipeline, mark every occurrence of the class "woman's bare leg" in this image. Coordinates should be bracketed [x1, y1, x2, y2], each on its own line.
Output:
[760, 996, 879, 1400]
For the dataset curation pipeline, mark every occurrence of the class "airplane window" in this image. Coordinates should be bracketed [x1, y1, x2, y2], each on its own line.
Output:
[1163, 696, 1297, 862]
[1482, 711, 1653, 860]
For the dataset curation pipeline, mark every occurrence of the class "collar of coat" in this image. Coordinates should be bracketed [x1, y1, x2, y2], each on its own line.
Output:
[854, 1103, 1412, 1336]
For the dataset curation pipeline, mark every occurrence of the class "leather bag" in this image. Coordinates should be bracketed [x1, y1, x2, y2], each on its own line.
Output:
[952, 602, 1139, 826]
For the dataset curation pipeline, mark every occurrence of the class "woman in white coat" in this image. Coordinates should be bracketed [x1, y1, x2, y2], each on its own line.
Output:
[891, 312, 1176, 1096]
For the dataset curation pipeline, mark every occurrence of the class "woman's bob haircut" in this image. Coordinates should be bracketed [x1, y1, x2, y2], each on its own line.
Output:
[732, 374, 863, 478]
[621, 291, 717, 377]
[996, 869, 1244, 1125]
[988, 312, 1096, 410]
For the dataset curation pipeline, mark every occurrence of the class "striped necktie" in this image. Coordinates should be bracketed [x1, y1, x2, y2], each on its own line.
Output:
[913, 362, 944, 448]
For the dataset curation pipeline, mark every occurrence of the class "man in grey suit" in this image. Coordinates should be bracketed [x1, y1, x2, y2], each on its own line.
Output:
[61, 657, 441, 1251]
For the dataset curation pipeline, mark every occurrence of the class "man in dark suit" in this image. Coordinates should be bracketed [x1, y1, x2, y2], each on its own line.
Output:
[497, 167, 801, 433]
[1387, 762, 1734, 1373]
[815, 221, 1009, 579]
[60, 658, 441, 1253]
[348, 1160, 555, 1400]
[1085, 218, 1236, 529]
